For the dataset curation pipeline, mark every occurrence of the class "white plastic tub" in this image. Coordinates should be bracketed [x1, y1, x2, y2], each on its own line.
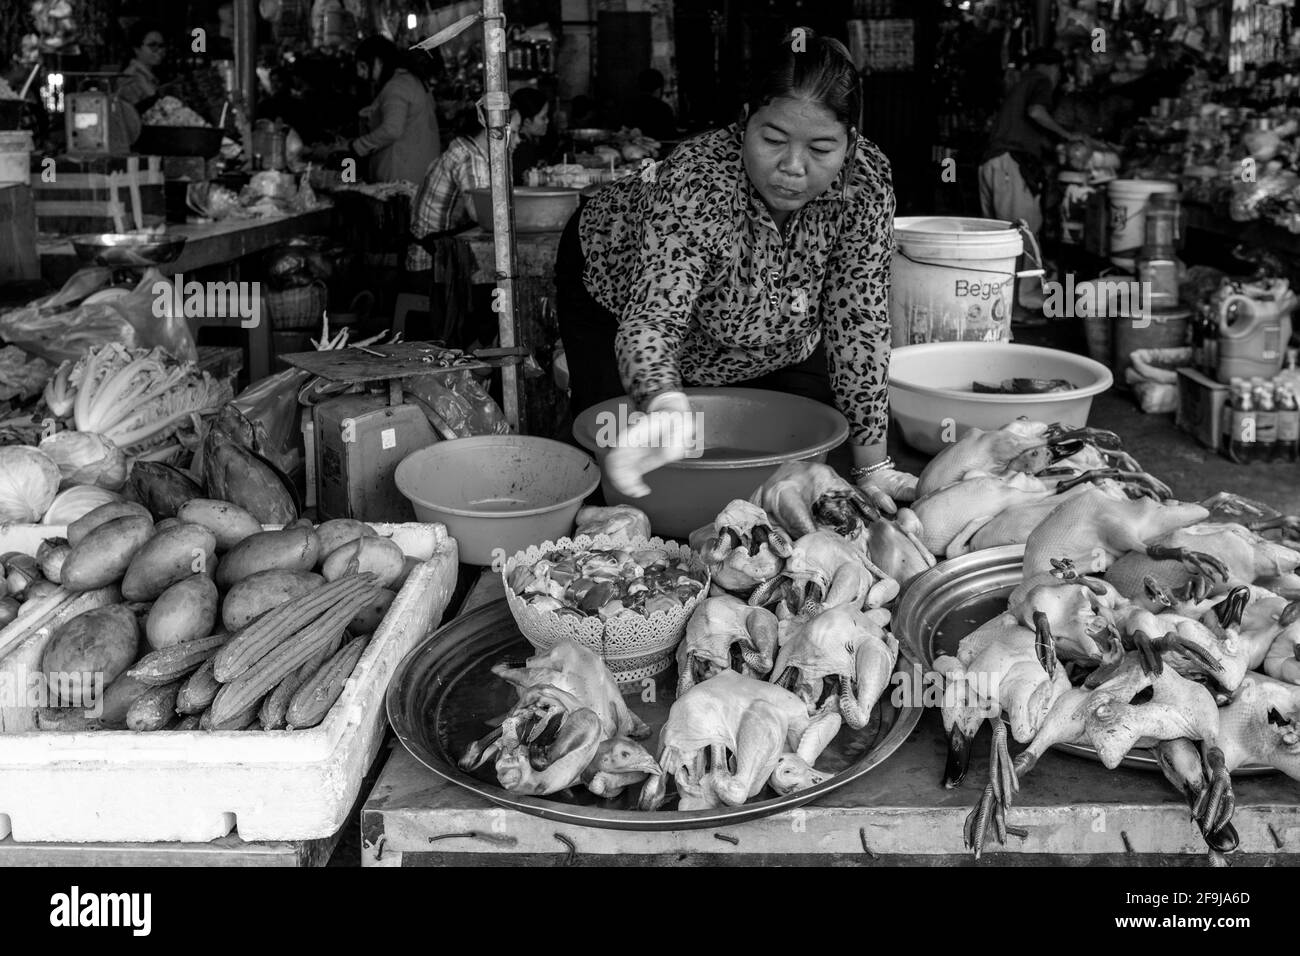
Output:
[0, 521, 459, 843]
[889, 343, 1113, 455]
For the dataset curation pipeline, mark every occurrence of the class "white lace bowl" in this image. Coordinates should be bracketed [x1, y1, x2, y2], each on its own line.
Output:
[501, 534, 709, 684]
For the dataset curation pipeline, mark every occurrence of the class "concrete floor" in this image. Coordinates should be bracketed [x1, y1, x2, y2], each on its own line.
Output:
[888, 321, 1300, 517]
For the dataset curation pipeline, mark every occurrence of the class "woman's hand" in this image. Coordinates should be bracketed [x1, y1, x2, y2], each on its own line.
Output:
[604, 391, 697, 498]
[855, 465, 918, 516]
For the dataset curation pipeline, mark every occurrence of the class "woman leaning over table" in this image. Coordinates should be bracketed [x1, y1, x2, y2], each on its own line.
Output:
[555, 29, 917, 511]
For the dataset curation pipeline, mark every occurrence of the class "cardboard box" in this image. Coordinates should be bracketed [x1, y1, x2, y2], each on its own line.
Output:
[1177, 366, 1230, 451]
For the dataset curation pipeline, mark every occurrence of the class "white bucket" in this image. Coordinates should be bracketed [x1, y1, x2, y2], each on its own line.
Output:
[889, 216, 1025, 346]
[1108, 179, 1176, 266]
[0, 131, 32, 186]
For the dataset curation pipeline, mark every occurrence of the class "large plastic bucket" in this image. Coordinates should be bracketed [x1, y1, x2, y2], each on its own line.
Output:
[1113, 306, 1190, 389]
[889, 216, 1024, 346]
[0, 131, 32, 186]
[1107, 179, 1177, 266]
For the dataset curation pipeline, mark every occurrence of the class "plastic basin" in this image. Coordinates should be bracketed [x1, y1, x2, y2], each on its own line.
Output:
[573, 388, 849, 540]
[889, 343, 1113, 455]
[468, 187, 581, 233]
[395, 437, 599, 565]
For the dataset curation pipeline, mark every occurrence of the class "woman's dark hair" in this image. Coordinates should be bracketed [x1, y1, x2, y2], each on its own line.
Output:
[356, 35, 399, 90]
[511, 87, 548, 122]
[402, 47, 444, 85]
[127, 19, 164, 53]
[452, 87, 548, 139]
[746, 28, 861, 130]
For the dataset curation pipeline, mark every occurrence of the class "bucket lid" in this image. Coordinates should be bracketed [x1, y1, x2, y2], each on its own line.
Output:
[1108, 179, 1177, 195]
[894, 216, 1024, 260]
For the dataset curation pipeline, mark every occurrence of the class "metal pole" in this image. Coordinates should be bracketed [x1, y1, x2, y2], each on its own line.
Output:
[482, 0, 523, 432]
[234, 0, 257, 131]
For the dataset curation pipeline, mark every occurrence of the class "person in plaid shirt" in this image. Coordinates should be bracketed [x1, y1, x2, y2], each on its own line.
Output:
[407, 88, 550, 271]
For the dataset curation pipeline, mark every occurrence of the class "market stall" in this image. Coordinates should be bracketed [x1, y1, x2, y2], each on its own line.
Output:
[0, 0, 1298, 876]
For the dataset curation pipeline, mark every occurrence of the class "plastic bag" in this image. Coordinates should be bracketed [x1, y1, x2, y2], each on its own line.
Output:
[0, 268, 197, 364]
[406, 371, 510, 438]
[226, 368, 311, 478]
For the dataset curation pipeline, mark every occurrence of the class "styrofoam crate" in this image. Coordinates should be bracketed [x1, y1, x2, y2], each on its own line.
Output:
[0, 520, 458, 843]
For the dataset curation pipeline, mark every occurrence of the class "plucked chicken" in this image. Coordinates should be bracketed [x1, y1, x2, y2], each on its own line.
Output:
[676, 594, 780, 696]
[460, 641, 658, 797]
[639, 671, 839, 810]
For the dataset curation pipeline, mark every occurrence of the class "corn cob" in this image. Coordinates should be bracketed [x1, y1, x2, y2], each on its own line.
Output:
[128, 633, 229, 686]
[208, 581, 379, 726]
[286, 635, 370, 730]
[213, 574, 375, 683]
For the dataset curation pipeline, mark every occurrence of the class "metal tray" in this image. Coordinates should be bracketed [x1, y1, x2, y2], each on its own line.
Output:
[892, 545, 1271, 775]
[387, 598, 924, 831]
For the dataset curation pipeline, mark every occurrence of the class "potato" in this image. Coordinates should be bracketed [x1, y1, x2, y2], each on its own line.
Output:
[177, 499, 263, 551]
[67, 501, 152, 547]
[153, 517, 184, 534]
[146, 575, 219, 650]
[222, 569, 325, 633]
[121, 523, 218, 602]
[61, 515, 155, 592]
[216, 526, 320, 589]
[41, 604, 140, 706]
[314, 519, 376, 563]
[322, 536, 406, 589]
[348, 588, 397, 637]
[391, 555, 422, 592]
[99, 673, 155, 727]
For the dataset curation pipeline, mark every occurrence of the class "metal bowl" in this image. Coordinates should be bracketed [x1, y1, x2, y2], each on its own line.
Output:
[467, 186, 582, 234]
[386, 598, 924, 831]
[69, 233, 188, 267]
[892, 546, 1272, 775]
[567, 127, 614, 144]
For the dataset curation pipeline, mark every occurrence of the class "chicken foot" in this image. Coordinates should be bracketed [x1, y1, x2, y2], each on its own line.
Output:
[1144, 544, 1231, 585]
[1154, 739, 1241, 854]
[1048, 467, 1171, 501]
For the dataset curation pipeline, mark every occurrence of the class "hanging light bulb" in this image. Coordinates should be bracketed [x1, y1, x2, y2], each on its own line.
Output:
[407, 13, 417, 30]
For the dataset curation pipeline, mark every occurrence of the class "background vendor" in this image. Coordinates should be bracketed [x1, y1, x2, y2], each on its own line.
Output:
[116, 20, 167, 113]
[555, 30, 916, 510]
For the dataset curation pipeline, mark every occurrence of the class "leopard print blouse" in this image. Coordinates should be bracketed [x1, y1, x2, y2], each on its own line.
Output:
[578, 122, 896, 447]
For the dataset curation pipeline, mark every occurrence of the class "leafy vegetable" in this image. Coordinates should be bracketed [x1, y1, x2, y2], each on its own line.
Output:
[0, 446, 62, 522]
[41, 485, 122, 526]
[64, 345, 229, 455]
[38, 431, 128, 490]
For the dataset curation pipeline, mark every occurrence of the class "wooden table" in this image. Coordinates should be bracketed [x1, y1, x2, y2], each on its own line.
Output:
[360, 572, 1300, 867]
[37, 208, 334, 382]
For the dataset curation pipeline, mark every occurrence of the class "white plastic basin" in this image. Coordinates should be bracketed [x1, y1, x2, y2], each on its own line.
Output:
[889, 343, 1113, 455]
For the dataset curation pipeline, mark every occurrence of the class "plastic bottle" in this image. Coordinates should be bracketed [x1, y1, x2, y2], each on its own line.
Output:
[1253, 378, 1277, 462]
[1227, 379, 1257, 464]
[1277, 380, 1300, 463]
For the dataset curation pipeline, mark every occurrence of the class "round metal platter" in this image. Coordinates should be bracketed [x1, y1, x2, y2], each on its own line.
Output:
[387, 598, 924, 831]
[892, 545, 1272, 775]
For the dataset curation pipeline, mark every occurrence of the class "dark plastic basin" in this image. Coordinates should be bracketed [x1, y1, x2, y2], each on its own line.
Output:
[573, 387, 849, 539]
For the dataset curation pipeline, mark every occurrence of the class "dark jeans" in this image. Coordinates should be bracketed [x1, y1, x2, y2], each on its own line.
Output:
[555, 208, 834, 419]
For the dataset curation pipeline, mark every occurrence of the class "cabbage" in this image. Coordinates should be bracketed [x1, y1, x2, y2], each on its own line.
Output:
[38, 431, 128, 490]
[0, 446, 61, 522]
[41, 484, 123, 526]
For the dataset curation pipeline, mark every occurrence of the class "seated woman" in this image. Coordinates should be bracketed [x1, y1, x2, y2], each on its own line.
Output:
[403, 87, 550, 344]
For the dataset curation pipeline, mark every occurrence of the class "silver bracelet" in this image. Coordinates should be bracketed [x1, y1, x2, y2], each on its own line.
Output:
[850, 457, 894, 482]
